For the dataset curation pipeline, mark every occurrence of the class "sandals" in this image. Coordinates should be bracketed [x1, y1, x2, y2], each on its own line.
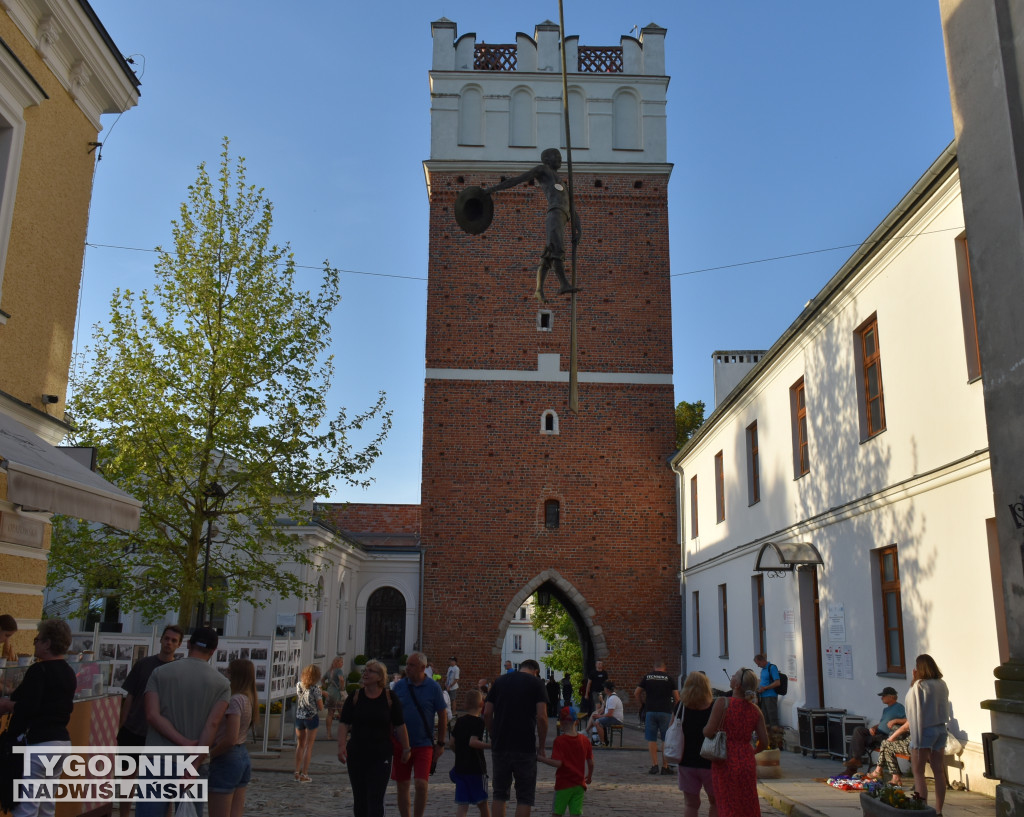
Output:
[293, 772, 300, 781]
[299, 773, 312, 783]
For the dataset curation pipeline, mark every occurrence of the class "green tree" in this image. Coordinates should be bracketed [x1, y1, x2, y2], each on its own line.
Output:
[49, 140, 391, 628]
[675, 399, 706, 448]
[531, 595, 584, 699]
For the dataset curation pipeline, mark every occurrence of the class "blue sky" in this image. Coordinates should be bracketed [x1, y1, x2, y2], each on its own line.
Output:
[82, 2, 955, 505]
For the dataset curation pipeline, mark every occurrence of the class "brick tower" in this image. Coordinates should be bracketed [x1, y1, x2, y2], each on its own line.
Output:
[421, 19, 679, 700]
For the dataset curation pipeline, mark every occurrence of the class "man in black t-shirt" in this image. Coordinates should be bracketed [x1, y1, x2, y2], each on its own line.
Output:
[583, 661, 608, 715]
[634, 659, 679, 775]
[116, 625, 184, 817]
[485, 659, 549, 817]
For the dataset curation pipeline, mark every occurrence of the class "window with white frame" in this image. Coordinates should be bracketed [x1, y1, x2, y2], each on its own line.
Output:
[541, 410, 559, 435]
[512, 634, 523, 652]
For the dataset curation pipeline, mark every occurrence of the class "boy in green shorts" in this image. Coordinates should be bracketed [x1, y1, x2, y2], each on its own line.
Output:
[540, 706, 595, 816]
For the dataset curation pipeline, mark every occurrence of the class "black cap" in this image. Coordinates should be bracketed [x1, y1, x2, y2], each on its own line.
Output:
[878, 686, 898, 697]
[189, 627, 219, 651]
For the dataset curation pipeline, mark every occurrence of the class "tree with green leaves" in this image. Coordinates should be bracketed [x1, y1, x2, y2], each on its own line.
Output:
[530, 595, 584, 699]
[49, 140, 391, 628]
[675, 399, 706, 448]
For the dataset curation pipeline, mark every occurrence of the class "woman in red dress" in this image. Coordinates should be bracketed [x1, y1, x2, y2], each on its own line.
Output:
[703, 667, 770, 817]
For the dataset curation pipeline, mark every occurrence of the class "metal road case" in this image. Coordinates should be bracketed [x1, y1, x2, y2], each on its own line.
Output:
[798, 707, 845, 757]
[828, 711, 869, 760]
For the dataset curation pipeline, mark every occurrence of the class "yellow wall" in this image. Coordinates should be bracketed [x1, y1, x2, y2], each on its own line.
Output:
[0, 13, 101, 415]
[0, 9, 110, 631]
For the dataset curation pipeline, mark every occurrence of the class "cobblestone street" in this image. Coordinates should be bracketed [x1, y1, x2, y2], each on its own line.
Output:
[244, 734, 785, 816]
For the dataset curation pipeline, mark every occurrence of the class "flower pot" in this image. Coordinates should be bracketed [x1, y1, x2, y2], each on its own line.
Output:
[860, 791, 937, 817]
[265, 713, 284, 740]
[755, 747, 782, 779]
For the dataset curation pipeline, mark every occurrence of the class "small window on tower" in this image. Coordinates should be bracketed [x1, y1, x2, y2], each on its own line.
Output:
[545, 499, 560, 529]
[537, 310, 553, 331]
[540, 410, 559, 435]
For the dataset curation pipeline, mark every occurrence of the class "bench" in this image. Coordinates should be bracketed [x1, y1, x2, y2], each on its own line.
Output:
[604, 723, 624, 747]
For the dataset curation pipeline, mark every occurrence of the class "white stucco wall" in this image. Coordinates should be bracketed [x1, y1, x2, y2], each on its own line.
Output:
[673, 162, 999, 793]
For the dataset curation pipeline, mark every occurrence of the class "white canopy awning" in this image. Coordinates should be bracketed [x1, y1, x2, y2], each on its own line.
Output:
[753, 541, 823, 572]
[0, 411, 141, 530]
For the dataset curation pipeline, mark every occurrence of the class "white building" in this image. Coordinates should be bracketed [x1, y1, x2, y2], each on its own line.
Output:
[671, 145, 999, 794]
[45, 503, 423, 676]
[501, 598, 556, 676]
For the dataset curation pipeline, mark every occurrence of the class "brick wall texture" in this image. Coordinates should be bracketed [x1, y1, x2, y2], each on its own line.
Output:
[421, 167, 681, 704]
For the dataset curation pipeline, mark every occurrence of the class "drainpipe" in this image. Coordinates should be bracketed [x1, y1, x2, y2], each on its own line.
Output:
[417, 540, 424, 652]
[671, 455, 688, 683]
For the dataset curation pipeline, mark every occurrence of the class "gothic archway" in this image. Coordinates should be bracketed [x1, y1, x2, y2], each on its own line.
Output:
[365, 586, 406, 669]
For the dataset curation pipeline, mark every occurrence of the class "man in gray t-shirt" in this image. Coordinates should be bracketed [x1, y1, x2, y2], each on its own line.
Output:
[136, 627, 229, 817]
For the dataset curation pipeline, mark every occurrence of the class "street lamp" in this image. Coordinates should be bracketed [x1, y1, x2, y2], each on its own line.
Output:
[199, 481, 227, 628]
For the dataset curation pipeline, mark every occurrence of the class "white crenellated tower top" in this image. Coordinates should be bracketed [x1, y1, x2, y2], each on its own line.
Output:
[427, 18, 669, 171]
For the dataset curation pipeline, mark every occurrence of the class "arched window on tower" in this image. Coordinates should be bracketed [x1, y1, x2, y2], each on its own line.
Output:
[561, 88, 587, 149]
[459, 86, 483, 146]
[545, 499, 560, 529]
[509, 87, 535, 147]
[612, 89, 641, 150]
[540, 409, 559, 435]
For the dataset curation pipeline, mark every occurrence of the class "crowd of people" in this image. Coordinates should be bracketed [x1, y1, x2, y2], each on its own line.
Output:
[0, 621, 956, 817]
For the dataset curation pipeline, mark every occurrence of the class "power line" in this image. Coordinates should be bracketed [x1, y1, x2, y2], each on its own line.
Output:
[84, 243, 428, 281]
[86, 223, 965, 284]
[671, 225, 964, 277]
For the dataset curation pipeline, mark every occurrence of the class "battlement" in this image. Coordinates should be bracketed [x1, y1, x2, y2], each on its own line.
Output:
[431, 18, 666, 75]
[427, 19, 670, 167]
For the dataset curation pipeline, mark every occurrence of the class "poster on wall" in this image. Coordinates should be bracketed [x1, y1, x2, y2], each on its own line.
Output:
[827, 604, 847, 642]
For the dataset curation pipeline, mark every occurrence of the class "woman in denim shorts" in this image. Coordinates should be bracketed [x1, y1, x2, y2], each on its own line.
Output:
[294, 664, 324, 782]
[905, 654, 950, 814]
[209, 659, 257, 817]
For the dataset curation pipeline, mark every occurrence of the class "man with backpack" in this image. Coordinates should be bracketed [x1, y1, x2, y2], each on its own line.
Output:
[754, 654, 785, 727]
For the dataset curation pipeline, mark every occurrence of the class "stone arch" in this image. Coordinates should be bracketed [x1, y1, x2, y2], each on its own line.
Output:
[492, 569, 607, 668]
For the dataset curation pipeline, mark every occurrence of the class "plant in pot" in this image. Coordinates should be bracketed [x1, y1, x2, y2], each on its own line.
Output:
[354, 654, 368, 669]
[860, 784, 937, 817]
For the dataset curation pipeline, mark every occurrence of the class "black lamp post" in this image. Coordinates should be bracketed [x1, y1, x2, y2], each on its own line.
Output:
[199, 481, 227, 627]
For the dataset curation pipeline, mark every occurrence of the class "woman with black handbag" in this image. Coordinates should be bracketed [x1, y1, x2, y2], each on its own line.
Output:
[702, 667, 769, 817]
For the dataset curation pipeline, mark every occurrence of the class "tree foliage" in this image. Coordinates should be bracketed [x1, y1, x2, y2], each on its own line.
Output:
[530, 595, 584, 699]
[49, 140, 391, 627]
[675, 399, 706, 448]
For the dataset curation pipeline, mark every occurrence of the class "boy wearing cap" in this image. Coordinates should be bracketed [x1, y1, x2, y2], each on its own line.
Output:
[540, 706, 594, 817]
[841, 686, 906, 775]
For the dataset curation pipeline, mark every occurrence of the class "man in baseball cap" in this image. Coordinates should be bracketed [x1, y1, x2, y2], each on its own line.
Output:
[136, 627, 230, 817]
[840, 686, 906, 776]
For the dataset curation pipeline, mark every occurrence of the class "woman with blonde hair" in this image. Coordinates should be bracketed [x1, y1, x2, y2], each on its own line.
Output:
[338, 658, 410, 817]
[324, 655, 347, 740]
[905, 654, 949, 814]
[677, 672, 717, 817]
[702, 667, 769, 817]
[294, 664, 324, 782]
[209, 659, 258, 817]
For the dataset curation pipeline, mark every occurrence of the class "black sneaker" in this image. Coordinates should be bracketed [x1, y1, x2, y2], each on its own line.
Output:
[648, 765, 659, 775]
[661, 766, 673, 775]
